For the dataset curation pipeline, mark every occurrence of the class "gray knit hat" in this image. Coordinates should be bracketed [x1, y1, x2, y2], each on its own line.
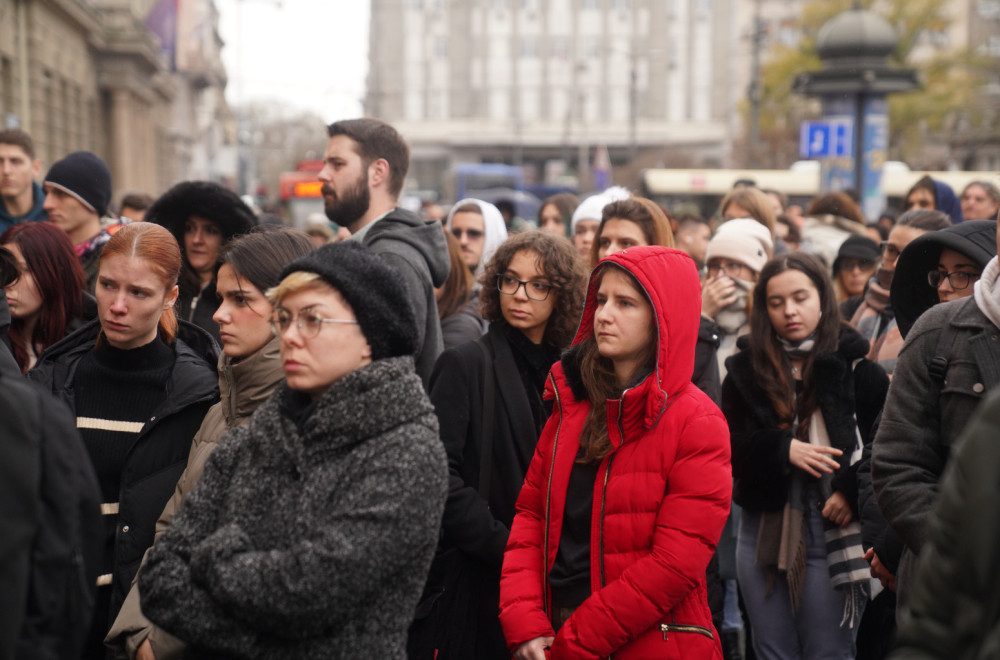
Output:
[278, 241, 418, 360]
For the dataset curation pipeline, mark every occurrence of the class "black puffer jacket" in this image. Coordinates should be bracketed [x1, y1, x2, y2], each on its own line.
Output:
[27, 319, 219, 625]
[722, 327, 889, 512]
[892, 219, 997, 339]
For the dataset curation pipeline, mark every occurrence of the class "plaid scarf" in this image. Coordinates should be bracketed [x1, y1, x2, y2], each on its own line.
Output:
[810, 406, 877, 630]
[755, 361, 877, 628]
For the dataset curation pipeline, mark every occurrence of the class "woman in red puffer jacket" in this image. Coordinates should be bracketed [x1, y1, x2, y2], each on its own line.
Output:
[499, 246, 732, 660]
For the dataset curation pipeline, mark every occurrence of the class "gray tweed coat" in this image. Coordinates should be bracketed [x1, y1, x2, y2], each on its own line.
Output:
[139, 356, 448, 659]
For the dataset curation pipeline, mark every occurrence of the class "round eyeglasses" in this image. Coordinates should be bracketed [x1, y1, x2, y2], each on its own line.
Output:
[270, 307, 359, 338]
[496, 274, 556, 301]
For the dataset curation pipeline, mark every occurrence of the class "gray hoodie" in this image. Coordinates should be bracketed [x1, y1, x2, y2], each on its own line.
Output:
[364, 208, 450, 387]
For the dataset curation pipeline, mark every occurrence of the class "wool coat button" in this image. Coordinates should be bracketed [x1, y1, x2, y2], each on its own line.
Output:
[973, 383, 985, 393]
[122, 525, 130, 533]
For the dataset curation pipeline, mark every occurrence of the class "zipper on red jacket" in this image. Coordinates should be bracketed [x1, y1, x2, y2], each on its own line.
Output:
[660, 623, 714, 640]
[542, 371, 562, 617]
[598, 389, 627, 589]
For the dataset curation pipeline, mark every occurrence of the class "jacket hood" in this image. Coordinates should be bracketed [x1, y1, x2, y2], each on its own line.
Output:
[571, 246, 701, 422]
[146, 181, 257, 247]
[934, 179, 965, 224]
[367, 207, 450, 287]
[893, 220, 997, 338]
[445, 198, 508, 277]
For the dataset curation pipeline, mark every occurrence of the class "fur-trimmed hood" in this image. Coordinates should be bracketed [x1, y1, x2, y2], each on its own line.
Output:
[146, 181, 257, 249]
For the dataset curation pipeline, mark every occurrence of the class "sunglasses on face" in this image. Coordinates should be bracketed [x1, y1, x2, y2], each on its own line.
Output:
[451, 227, 484, 240]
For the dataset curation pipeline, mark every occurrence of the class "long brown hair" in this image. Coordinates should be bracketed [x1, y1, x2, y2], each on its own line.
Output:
[1, 222, 84, 371]
[577, 264, 656, 463]
[437, 228, 475, 319]
[589, 197, 674, 267]
[98, 223, 182, 344]
[749, 252, 843, 439]
[719, 187, 776, 238]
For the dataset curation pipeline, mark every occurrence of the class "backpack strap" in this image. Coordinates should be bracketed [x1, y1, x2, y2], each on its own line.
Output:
[476, 337, 496, 502]
[928, 303, 965, 386]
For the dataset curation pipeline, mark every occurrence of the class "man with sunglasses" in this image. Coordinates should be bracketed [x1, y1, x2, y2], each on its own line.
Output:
[872, 219, 999, 614]
[318, 118, 449, 387]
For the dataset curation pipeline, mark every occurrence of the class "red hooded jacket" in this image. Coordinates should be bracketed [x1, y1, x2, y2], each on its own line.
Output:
[499, 246, 732, 659]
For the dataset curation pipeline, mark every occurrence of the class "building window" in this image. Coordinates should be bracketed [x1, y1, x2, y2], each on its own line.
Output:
[583, 36, 601, 58]
[409, 0, 422, 9]
[520, 37, 539, 58]
[611, 0, 629, 8]
[434, 36, 449, 58]
[978, 0, 1000, 18]
[550, 36, 570, 59]
[580, 0, 599, 8]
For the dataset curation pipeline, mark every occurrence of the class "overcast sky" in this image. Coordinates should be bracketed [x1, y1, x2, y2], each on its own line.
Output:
[214, 0, 370, 122]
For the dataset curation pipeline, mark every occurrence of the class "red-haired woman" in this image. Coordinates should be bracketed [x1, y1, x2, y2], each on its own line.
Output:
[29, 222, 219, 659]
[1, 222, 92, 371]
[499, 246, 731, 659]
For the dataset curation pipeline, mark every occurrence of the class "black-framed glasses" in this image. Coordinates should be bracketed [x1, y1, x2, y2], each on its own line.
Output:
[496, 274, 556, 301]
[927, 270, 980, 290]
[451, 227, 484, 240]
[880, 241, 901, 261]
[270, 306, 359, 338]
[706, 260, 747, 279]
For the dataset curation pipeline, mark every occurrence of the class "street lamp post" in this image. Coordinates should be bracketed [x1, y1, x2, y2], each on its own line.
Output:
[794, 5, 918, 218]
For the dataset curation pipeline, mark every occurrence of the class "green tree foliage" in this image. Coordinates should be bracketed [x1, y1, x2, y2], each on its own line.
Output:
[753, 0, 991, 167]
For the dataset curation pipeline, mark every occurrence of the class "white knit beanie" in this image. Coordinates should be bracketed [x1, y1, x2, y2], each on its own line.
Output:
[705, 218, 774, 274]
[570, 186, 631, 233]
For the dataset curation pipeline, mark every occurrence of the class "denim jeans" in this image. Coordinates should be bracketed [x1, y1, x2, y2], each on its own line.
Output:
[736, 504, 860, 660]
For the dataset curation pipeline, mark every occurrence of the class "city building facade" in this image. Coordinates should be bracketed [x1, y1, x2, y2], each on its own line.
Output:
[366, 0, 740, 196]
[0, 0, 234, 204]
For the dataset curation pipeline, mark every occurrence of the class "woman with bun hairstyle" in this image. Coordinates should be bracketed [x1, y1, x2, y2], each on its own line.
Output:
[105, 227, 314, 660]
[1, 221, 94, 371]
[722, 252, 888, 659]
[28, 222, 219, 659]
[499, 246, 731, 660]
[146, 181, 257, 343]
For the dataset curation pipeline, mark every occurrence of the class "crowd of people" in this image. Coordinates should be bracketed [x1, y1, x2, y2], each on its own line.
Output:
[1, 119, 999, 660]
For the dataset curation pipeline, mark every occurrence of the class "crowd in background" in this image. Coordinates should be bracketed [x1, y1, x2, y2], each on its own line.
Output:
[1, 119, 999, 660]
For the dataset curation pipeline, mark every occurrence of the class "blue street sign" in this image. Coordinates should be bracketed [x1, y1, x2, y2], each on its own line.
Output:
[799, 120, 853, 158]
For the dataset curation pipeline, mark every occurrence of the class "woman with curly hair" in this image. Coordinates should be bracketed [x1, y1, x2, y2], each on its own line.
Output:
[409, 230, 587, 660]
